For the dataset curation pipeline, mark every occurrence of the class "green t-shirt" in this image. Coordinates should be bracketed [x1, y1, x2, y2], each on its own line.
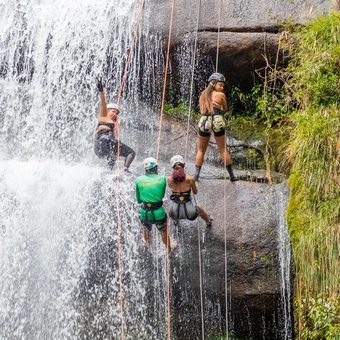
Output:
[135, 174, 167, 221]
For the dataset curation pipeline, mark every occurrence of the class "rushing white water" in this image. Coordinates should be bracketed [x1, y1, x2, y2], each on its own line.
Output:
[0, 0, 156, 163]
[277, 182, 293, 339]
[0, 159, 170, 339]
[0, 1, 171, 339]
[0, 161, 97, 338]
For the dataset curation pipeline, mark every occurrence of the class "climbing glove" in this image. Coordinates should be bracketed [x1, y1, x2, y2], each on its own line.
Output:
[96, 78, 104, 92]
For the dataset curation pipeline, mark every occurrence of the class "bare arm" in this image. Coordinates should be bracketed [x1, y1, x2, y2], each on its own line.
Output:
[98, 92, 108, 118]
[190, 177, 198, 195]
[214, 92, 228, 112]
[97, 78, 108, 118]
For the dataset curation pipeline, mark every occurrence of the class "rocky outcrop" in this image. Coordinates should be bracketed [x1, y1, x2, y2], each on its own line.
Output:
[167, 178, 291, 339]
[142, 0, 332, 89]
[120, 105, 293, 339]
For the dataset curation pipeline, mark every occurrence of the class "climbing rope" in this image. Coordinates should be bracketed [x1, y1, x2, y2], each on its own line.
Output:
[116, 0, 145, 106]
[112, 1, 146, 339]
[115, 0, 146, 162]
[223, 154, 229, 339]
[184, 0, 201, 163]
[180, 0, 207, 337]
[214, 1, 230, 337]
[155, 0, 175, 162]
[192, 194, 205, 340]
[165, 3, 176, 339]
[152, 0, 176, 338]
[215, 0, 222, 72]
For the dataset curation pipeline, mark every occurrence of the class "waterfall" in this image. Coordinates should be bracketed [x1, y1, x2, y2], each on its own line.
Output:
[0, 0, 166, 163]
[0, 1, 170, 339]
[0, 0, 294, 338]
[277, 182, 293, 339]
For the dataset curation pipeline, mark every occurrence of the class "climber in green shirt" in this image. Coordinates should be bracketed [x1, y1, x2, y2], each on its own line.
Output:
[135, 157, 172, 253]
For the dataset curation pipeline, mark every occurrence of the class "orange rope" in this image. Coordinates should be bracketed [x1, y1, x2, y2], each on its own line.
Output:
[112, 1, 146, 338]
[152, 0, 176, 338]
[156, 0, 176, 161]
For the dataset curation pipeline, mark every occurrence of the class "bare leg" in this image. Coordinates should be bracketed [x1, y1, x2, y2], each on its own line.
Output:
[197, 205, 211, 225]
[215, 134, 231, 166]
[143, 230, 151, 248]
[160, 220, 171, 253]
[195, 135, 210, 166]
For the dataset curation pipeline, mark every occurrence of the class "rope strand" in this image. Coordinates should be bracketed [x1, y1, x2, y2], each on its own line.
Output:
[152, 0, 176, 338]
[112, 1, 146, 338]
[215, 0, 222, 72]
[156, 0, 176, 161]
[184, 0, 201, 162]
[116, 0, 145, 106]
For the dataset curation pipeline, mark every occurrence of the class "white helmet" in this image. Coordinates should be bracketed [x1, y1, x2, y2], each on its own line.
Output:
[171, 155, 185, 168]
[143, 157, 158, 170]
[107, 103, 120, 113]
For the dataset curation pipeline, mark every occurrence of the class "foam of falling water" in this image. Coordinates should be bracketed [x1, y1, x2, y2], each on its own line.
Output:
[0, 159, 172, 339]
[0, 0, 143, 162]
[277, 182, 293, 339]
[0, 160, 100, 338]
[0, 1, 172, 337]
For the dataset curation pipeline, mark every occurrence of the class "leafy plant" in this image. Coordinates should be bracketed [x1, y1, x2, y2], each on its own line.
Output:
[298, 295, 340, 339]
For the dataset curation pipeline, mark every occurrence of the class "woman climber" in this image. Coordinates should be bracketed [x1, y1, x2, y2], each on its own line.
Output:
[167, 155, 212, 228]
[94, 79, 135, 171]
[194, 72, 239, 182]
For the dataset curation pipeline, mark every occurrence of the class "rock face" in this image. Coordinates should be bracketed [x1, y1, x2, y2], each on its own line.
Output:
[142, 0, 332, 90]
[167, 178, 291, 339]
[120, 107, 293, 339]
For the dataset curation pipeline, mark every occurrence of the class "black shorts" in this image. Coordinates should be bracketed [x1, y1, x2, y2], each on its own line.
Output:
[94, 130, 135, 168]
[140, 216, 167, 233]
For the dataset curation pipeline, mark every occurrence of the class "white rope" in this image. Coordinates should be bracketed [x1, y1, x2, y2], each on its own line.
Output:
[184, 0, 201, 162]
[215, 1, 229, 337]
[215, 0, 222, 72]
[192, 194, 205, 339]
[224, 136, 229, 339]
[181, 0, 205, 333]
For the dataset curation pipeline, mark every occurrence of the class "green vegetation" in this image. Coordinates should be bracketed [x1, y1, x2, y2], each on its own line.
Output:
[163, 100, 200, 122]
[269, 12, 340, 339]
[215, 11, 340, 339]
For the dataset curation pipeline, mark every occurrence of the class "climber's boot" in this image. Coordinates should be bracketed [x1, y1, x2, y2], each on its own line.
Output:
[226, 164, 239, 182]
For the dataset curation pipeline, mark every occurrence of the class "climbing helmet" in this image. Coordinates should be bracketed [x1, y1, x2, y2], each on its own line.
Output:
[208, 72, 226, 83]
[143, 157, 158, 170]
[170, 155, 185, 168]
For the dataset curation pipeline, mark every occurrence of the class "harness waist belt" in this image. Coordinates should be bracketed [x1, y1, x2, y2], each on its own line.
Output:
[142, 201, 163, 210]
[170, 193, 191, 204]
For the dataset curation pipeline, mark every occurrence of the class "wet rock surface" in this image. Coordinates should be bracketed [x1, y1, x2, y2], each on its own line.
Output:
[166, 178, 290, 339]
[142, 0, 332, 89]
